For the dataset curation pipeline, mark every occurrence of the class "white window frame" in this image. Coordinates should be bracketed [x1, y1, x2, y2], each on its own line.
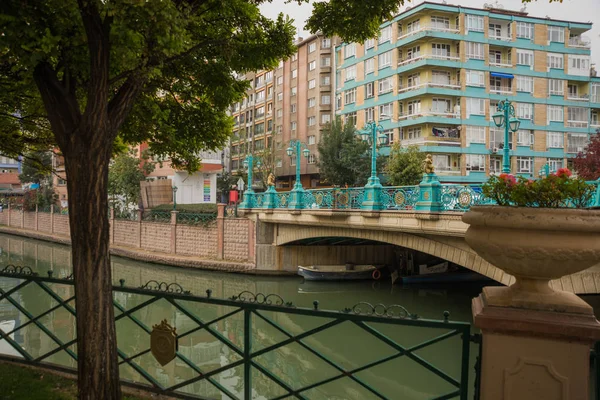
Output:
[308, 79, 316, 89]
[379, 103, 393, 119]
[345, 65, 356, 81]
[466, 98, 485, 117]
[568, 55, 591, 76]
[321, 57, 331, 67]
[291, 121, 297, 131]
[547, 53, 564, 70]
[466, 42, 484, 60]
[379, 25, 392, 44]
[378, 77, 393, 94]
[308, 43, 316, 53]
[321, 114, 331, 124]
[365, 82, 374, 99]
[365, 58, 375, 74]
[321, 76, 331, 86]
[365, 107, 375, 122]
[548, 26, 565, 43]
[291, 69, 297, 79]
[321, 38, 331, 49]
[547, 132, 564, 148]
[344, 43, 356, 58]
[309, 60, 316, 71]
[378, 51, 392, 69]
[308, 116, 316, 126]
[517, 130, 534, 147]
[321, 94, 331, 105]
[516, 22, 534, 39]
[517, 157, 533, 173]
[344, 88, 356, 105]
[549, 79, 564, 96]
[466, 70, 484, 87]
[466, 15, 484, 32]
[547, 105, 564, 123]
[516, 103, 533, 120]
[308, 97, 316, 108]
[365, 38, 375, 50]
[466, 126, 486, 145]
[516, 49, 533, 67]
[516, 76, 533, 93]
[466, 154, 486, 172]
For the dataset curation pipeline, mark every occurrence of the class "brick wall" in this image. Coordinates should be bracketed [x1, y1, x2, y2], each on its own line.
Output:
[113, 220, 140, 248]
[175, 224, 218, 258]
[224, 219, 250, 261]
[37, 213, 52, 233]
[0, 211, 7, 225]
[141, 222, 172, 253]
[23, 212, 36, 230]
[53, 215, 70, 237]
[9, 210, 21, 228]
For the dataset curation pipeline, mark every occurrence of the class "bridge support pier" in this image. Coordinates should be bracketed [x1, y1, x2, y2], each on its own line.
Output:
[473, 290, 600, 400]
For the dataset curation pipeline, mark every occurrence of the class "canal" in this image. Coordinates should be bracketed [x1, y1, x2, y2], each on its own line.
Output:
[0, 233, 596, 399]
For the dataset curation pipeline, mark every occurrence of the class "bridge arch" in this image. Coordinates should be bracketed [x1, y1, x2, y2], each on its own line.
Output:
[275, 224, 513, 285]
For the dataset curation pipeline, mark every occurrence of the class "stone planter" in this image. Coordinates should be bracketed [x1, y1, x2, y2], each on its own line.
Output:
[463, 206, 600, 314]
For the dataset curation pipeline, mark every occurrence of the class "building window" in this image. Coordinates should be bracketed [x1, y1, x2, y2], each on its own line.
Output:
[466, 70, 485, 87]
[291, 121, 297, 131]
[321, 38, 331, 49]
[516, 103, 533, 120]
[466, 155, 486, 172]
[308, 79, 316, 89]
[336, 94, 342, 110]
[379, 103, 393, 119]
[548, 26, 565, 43]
[309, 60, 316, 71]
[379, 25, 392, 44]
[308, 135, 316, 145]
[276, 159, 282, 168]
[321, 114, 331, 124]
[431, 43, 451, 58]
[406, 19, 421, 34]
[321, 94, 331, 105]
[567, 133, 588, 153]
[466, 15, 484, 32]
[517, 130, 534, 146]
[431, 16, 450, 30]
[321, 76, 330, 86]
[548, 79, 564, 96]
[365, 38, 375, 49]
[431, 98, 451, 113]
[276, 76, 283, 85]
[308, 116, 316, 126]
[568, 55, 591, 76]
[344, 43, 356, 58]
[345, 65, 356, 81]
[344, 112, 357, 127]
[516, 49, 533, 67]
[321, 57, 331, 67]
[344, 88, 356, 105]
[383, 129, 394, 144]
[490, 157, 501, 175]
[547, 158, 563, 172]
[291, 53, 298, 61]
[407, 100, 421, 115]
[291, 87, 297, 96]
[290, 103, 296, 113]
[466, 98, 485, 116]
[466, 126, 486, 145]
[568, 106, 587, 123]
[378, 51, 392, 69]
[378, 77, 393, 94]
[466, 42, 484, 60]
[308, 42, 317, 53]
[290, 156, 296, 166]
[308, 97, 316, 108]
[365, 57, 375, 74]
[516, 22, 534, 39]
[547, 53, 564, 70]
[406, 127, 422, 139]
[547, 132, 564, 148]
[547, 105, 564, 123]
[407, 73, 420, 88]
[365, 82, 374, 98]
[515, 76, 533, 93]
[292, 69, 297, 79]
[364, 107, 375, 122]
[517, 157, 533, 173]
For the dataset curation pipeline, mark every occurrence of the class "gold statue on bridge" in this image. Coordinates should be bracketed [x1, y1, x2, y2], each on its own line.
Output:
[423, 154, 435, 174]
[267, 173, 276, 187]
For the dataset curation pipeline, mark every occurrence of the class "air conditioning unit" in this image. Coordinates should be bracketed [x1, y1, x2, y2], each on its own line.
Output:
[492, 147, 499, 153]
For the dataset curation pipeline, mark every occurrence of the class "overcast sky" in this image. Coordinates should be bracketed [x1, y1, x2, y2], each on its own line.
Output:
[259, 0, 600, 67]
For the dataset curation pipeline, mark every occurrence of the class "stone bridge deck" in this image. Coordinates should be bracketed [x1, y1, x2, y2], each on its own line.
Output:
[245, 209, 600, 295]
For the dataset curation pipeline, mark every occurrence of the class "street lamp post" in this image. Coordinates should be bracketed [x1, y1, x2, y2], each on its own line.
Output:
[286, 140, 310, 209]
[492, 99, 521, 174]
[359, 119, 388, 211]
[172, 186, 178, 210]
[239, 154, 261, 209]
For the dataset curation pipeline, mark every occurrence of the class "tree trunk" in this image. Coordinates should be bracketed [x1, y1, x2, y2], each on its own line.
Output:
[65, 137, 121, 400]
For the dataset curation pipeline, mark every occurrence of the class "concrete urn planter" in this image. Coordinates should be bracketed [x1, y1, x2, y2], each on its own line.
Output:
[463, 206, 600, 313]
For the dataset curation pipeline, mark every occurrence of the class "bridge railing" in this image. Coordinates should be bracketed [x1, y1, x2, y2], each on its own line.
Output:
[0, 265, 475, 400]
[241, 178, 600, 212]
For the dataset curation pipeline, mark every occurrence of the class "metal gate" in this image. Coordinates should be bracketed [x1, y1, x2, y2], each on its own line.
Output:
[0, 265, 480, 399]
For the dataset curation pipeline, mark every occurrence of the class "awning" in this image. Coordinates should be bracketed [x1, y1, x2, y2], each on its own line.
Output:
[490, 72, 514, 79]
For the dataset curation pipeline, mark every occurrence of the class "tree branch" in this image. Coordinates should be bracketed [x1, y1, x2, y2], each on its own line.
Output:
[107, 74, 145, 137]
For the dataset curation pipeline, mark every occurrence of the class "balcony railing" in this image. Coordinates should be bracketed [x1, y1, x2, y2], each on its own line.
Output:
[567, 120, 589, 128]
[569, 36, 591, 48]
[490, 85, 513, 94]
[397, 52, 460, 66]
[397, 23, 460, 40]
[397, 110, 459, 120]
[567, 144, 586, 153]
[567, 93, 589, 101]
[436, 167, 462, 175]
[489, 58, 512, 68]
[401, 137, 461, 146]
[488, 33, 512, 42]
[398, 81, 461, 93]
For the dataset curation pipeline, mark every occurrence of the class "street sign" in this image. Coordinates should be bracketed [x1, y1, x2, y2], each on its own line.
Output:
[237, 177, 245, 192]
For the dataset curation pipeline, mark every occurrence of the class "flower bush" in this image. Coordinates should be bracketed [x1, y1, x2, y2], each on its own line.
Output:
[482, 169, 595, 208]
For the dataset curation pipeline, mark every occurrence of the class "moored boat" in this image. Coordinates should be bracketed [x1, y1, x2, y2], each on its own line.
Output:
[297, 264, 384, 281]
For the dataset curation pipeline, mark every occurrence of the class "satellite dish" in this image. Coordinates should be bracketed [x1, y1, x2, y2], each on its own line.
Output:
[483, 3, 491, 9]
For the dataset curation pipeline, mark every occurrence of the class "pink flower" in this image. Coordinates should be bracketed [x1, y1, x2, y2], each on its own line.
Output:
[555, 168, 572, 178]
[499, 173, 517, 186]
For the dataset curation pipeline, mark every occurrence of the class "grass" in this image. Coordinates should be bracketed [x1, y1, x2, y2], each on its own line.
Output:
[0, 362, 145, 399]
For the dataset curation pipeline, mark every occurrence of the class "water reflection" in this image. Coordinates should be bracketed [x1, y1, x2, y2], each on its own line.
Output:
[0, 233, 489, 399]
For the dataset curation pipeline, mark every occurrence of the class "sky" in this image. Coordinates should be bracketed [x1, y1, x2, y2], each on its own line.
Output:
[259, 0, 600, 68]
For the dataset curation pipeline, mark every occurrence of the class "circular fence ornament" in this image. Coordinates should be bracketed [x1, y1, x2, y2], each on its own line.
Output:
[280, 195, 287, 206]
[151, 320, 178, 366]
[337, 192, 349, 206]
[458, 190, 473, 208]
[394, 191, 406, 207]
[315, 193, 324, 206]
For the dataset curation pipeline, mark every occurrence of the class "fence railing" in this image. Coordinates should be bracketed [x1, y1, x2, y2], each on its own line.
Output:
[176, 212, 217, 226]
[141, 210, 172, 223]
[0, 266, 475, 400]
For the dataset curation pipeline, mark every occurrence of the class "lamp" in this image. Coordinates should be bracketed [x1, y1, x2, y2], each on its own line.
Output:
[492, 112, 504, 127]
[243, 159, 249, 169]
[377, 133, 388, 146]
[509, 117, 521, 132]
[256, 160, 262, 168]
[302, 148, 310, 158]
[360, 130, 370, 142]
[286, 147, 293, 157]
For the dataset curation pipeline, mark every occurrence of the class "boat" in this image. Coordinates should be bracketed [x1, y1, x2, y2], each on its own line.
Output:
[297, 264, 385, 281]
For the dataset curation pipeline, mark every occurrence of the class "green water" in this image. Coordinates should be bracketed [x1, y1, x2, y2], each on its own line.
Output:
[0, 234, 497, 399]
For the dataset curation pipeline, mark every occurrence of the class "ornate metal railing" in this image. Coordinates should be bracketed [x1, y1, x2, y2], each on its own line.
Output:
[0, 266, 475, 400]
[114, 209, 139, 221]
[176, 212, 217, 226]
[142, 210, 172, 223]
[382, 186, 420, 210]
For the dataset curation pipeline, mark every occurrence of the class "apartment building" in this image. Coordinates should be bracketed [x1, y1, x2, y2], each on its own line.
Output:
[229, 34, 338, 189]
[335, 2, 599, 183]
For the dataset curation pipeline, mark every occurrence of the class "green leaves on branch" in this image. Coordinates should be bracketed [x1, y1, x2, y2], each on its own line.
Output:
[385, 144, 424, 186]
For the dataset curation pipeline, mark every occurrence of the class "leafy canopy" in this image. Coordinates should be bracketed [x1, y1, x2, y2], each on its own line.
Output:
[19, 151, 53, 185]
[385, 144, 424, 186]
[573, 132, 600, 181]
[108, 150, 154, 209]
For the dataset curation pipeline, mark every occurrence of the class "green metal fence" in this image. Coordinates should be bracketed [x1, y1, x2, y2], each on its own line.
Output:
[176, 212, 217, 226]
[0, 266, 477, 399]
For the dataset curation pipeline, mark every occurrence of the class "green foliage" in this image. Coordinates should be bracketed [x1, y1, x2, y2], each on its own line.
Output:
[217, 172, 239, 199]
[18, 151, 52, 184]
[23, 186, 58, 211]
[317, 117, 375, 186]
[255, 146, 275, 188]
[573, 131, 600, 180]
[108, 152, 154, 209]
[153, 203, 217, 213]
[482, 170, 594, 208]
[385, 144, 424, 186]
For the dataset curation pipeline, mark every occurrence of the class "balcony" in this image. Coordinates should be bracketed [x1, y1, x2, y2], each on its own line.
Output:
[489, 57, 512, 68]
[567, 120, 588, 128]
[397, 23, 459, 40]
[401, 136, 461, 147]
[436, 167, 461, 176]
[397, 52, 460, 67]
[398, 110, 459, 121]
[568, 35, 591, 49]
[398, 80, 461, 93]
[566, 93, 589, 102]
[490, 85, 512, 95]
[488, 33, 512, 42]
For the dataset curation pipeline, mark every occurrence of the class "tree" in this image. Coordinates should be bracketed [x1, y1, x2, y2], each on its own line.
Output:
[108, 151, 154, 211]
[385, 144, 425, 186]
[18, 151, 53, 185]
[217, 171, 238, 203]
[573, 131, 600, 180]
[318, 117, 375, 186]
[255, 145, 276, 189]
[0, 1, 296, 397]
